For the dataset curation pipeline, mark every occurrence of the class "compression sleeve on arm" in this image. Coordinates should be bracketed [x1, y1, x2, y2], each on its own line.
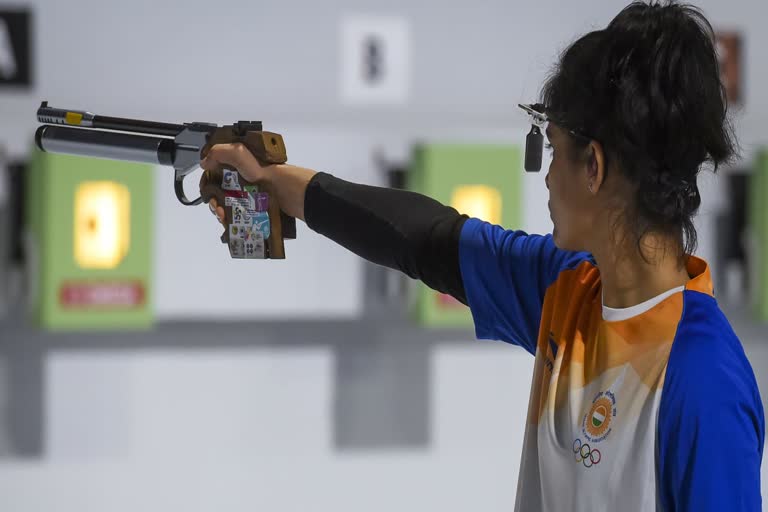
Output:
[303, 172, 468, 304]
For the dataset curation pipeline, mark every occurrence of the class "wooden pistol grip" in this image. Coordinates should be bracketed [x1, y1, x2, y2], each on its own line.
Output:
[243, 132, 296, 239]
[242, 132, 288, 259]
[243, 131, 287, 166]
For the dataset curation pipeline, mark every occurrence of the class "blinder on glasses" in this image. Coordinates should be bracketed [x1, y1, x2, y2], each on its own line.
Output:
[518, 103, 593, 173]
[518, 103, 548, 173]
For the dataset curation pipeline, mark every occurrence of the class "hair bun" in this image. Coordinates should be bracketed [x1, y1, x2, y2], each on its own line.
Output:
[639, 170, 701, 223]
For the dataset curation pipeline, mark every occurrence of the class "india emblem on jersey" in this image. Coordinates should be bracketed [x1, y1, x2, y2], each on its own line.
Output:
[582, 391, 617, 443]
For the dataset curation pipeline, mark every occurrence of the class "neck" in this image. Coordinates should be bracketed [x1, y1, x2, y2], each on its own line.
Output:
[590, 232, 691, 309]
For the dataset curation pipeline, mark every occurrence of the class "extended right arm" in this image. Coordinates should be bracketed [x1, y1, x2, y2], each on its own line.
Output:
[201, 147, 591, 354]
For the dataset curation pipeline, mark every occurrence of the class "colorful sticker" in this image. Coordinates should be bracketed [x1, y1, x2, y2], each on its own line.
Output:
[229, 237, 245, 258]
[225, 196, 250, 210]
[225, 189, 248, 199]
[232, 203, 248, 225]
[229, 224, 244, 239]
[222, 170, 241, 191]
[250, 211, 271, 239]
[254, 192, 269, 212]
[225, 184, 271, 259]
[244, 232, 265, 259]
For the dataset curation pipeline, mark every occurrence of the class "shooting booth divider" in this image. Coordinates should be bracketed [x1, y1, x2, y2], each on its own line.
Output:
[26, 147, 154, 330]
[0, 145, 7, 318]
[407, 143, 521, 328]
[751, 149, 768, 322]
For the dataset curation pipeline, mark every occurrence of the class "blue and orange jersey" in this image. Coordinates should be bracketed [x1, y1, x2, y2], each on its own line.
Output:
[459, 219, 765, 511]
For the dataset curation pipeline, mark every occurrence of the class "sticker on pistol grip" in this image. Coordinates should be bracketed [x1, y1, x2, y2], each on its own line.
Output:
[222, 170, 242, 191]
[244, 232, 266, 259]
[254, 192, 269, 212]
[225, 196, 250, 213]
[232, 203, 248, 226]
[250, 211, 271, 240]
[229, 224, 246, 240]
[229, 237, 246, 258]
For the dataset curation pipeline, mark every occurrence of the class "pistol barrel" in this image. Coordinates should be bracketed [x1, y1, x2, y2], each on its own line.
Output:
[35, 125, 175, 166]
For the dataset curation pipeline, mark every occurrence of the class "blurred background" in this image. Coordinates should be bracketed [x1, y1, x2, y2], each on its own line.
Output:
[0, 0, 766, 510]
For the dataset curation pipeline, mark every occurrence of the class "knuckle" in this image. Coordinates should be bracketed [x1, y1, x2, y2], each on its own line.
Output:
[203, 149, 218, 164]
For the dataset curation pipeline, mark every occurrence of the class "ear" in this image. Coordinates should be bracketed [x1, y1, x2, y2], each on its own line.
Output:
[586, 140, 606, 195]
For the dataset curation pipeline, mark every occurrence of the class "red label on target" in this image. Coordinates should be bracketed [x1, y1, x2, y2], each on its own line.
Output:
[60, 281, 145, 308]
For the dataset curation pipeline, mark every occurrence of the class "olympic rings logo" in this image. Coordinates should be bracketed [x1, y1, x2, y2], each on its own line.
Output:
[573, 438, 601, 468]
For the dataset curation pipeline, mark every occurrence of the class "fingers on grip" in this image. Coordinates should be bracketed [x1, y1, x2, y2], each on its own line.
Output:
[202, 143, 250, 171]
[199, 169, 229, 229]
[208, 199, 226, 225]
[199, 169, 226, 203]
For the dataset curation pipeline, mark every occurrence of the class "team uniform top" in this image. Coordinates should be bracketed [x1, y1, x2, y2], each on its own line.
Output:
[459, 218, 765, 512]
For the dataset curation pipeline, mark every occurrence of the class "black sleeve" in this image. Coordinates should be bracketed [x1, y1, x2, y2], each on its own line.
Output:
[303, 172, 468, 305]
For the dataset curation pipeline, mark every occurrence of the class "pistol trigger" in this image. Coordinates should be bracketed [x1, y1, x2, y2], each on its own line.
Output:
[174, 176, 203, 206]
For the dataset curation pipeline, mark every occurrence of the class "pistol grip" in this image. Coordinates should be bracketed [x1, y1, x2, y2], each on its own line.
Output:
[199, 129, 294, 259]
[242, 131, 287, 167]
[240, 133, 288, 258]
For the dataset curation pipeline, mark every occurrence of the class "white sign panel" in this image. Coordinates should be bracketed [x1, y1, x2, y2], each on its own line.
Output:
[340, 14, 411, 105]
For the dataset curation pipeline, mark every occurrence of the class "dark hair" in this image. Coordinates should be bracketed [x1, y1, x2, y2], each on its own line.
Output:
[540, 0, 737, 257]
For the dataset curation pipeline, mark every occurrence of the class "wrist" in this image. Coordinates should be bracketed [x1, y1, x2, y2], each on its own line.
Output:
[261, 163, 285, 186]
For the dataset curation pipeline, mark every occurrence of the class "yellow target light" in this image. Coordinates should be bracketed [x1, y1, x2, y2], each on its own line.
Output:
[74, 181, 131, 269]
[451, 185, 502, 225]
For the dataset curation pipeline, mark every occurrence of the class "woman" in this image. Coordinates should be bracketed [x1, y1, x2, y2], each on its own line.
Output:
[202, 2, 764, 510]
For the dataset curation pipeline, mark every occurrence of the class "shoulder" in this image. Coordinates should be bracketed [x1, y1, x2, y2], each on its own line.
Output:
[661, 290, 763, 433]
[668, 291, 758, 390]
[459, 218, 592, 283]
[457, 219, 595, 351]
